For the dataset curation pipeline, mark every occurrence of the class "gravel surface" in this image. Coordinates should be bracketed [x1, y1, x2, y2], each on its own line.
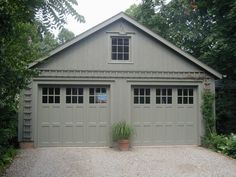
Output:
[4, 146, 236, 177]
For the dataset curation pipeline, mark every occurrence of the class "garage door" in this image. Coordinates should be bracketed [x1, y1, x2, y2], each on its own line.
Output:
[132, 87, 198, 145]
[37, 86, 110, 147]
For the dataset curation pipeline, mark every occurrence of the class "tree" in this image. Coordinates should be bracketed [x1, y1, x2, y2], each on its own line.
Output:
[126, 1, 165, 36]
[40, 32, 59, 54]
[57, 28, 75, 45]
[0, 0, 84, 167]
[0, 0, 84, 107]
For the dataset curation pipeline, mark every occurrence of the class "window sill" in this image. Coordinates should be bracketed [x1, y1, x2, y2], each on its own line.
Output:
[108, 61, 134, 64]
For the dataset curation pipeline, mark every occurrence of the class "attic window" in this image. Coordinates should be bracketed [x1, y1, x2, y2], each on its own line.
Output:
[111, 36, 130, 60]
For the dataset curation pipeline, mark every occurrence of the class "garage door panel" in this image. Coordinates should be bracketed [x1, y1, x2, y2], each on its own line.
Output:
[155, 124, 165, 143]
[155, 107, 165, 122]
[143, 108, 153, 122]
[73, 107, 85, 124]
[87, 108, 98, 123]
[38, 126, 50, 146]
[41, 107, 52, 123]
[50, 108, 61, 123]
[49, 126, 60, 146]
[133, 126, 142, 145]
[74, 125, 85, 145]
[186, 124, 196, 143]
[165, 107, 175, 122]
[143, 125, 153, 144]
[132, 87, 198, 145]
[87, 126, 98, 146]
[165, 124, 175, 143]
[175, 124, 185, 143]
[182, 107, 194, 122]
[133, 108, 142, 123]
[98, 127, 109, 145]
[40, 108, 50, 125]
[63, 109, 73, 122]
[38, 86, 110, 147]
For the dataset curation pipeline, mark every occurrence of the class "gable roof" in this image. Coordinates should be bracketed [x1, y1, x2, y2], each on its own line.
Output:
[30, 12, 222, 79]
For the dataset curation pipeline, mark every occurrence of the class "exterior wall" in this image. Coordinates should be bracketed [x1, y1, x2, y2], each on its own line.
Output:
[18, 70, 216, 145]
[37, 20, 201, 72]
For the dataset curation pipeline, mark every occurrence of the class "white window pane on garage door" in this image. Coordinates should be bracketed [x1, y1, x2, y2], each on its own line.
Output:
[132, 87, 198, 146]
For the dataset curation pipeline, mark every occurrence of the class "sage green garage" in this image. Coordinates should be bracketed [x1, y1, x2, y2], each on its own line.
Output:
[18, 12, 221, 147]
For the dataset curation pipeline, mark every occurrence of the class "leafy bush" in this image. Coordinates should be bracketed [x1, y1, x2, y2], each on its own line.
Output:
[0, 147, 17, 174]
[0, 106, 18, 174]
[202, 133, 236, 159]
[201, 91, 236, 159]
[223, 134, 236, 158]
[202, 133, 227, 151]
[112, 121, 134, 141]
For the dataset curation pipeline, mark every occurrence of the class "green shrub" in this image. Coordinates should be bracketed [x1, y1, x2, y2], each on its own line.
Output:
[0, 147, 17, 175]
[202, 133, 227, 151]
[0, 106, 18, 174]
[223, 134, 236, 158]
[202, 133, 236, 159]
[112, 121, 134, 142]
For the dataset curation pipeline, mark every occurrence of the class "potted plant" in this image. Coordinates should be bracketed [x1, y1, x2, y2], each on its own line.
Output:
[112, 121, 134, 151]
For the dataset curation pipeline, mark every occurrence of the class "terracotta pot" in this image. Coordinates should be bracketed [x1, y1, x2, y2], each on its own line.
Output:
[118, 139, 130, 151]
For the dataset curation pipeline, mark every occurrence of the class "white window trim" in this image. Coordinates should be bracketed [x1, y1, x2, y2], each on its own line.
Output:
[107, 33, 134, 64]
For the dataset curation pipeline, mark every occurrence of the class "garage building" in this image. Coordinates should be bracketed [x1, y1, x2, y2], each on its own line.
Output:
[18, 12, 221, 147]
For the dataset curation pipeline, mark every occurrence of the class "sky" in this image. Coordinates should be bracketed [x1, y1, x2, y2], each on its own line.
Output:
[64, 0, 141, 36]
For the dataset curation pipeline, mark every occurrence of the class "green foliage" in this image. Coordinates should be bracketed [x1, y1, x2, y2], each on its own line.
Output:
[0, 0, 83, 173]
[126, 0, 166, 37]
[202, 133, 227, 151]
[0, 108, 17, 147]
[0, 0, 84, 37]
[57, 28, 75, 45]
[0, 147, 17, 175]
[201, 91, 236, 159]
[225, 135, 236, 158]
[40, 32, 58, 54]
[202, 133, 236, 159]
[0, 106, 18, 175]
[35, 0, 85, 30]
[112, 121, 134, 141]
[201, 91, 215, 136]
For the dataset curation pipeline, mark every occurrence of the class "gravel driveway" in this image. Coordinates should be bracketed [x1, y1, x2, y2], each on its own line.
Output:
[4, 146, 236, 177]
